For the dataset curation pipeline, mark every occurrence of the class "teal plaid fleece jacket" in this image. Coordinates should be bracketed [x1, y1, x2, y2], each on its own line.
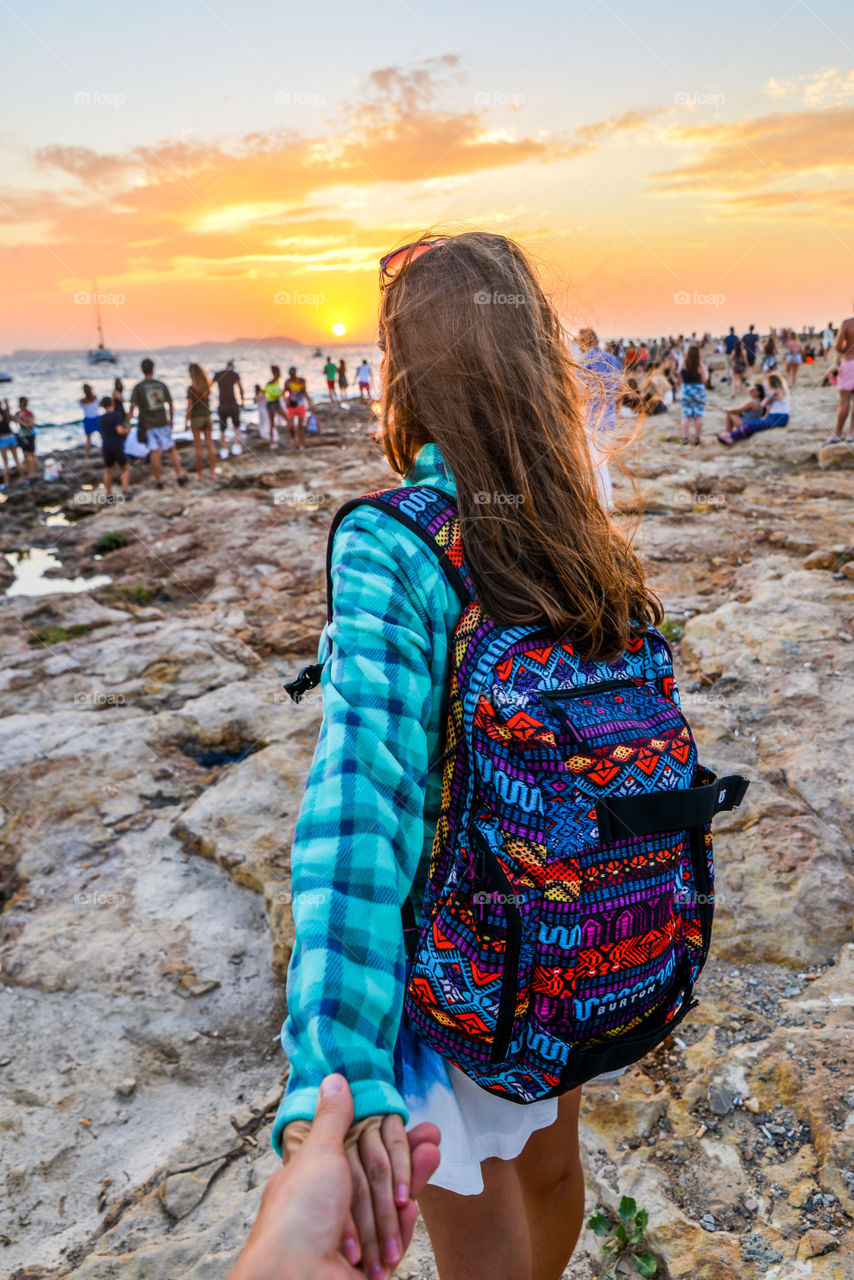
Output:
[271, 444, 462, 1153]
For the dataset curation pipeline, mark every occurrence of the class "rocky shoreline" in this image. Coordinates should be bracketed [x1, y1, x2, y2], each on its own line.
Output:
[1, 380, 852, 1279]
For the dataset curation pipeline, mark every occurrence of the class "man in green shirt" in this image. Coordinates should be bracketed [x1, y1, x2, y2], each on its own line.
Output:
[324, 357, 338, 402]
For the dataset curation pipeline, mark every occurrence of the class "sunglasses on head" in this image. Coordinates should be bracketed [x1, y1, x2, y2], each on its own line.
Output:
[379, 238, 446, 291]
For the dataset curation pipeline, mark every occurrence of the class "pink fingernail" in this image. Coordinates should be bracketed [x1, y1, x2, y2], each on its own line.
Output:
[383, 1237, 401, 1265]
[370, 1264, 387, 1280]
[395, 1182, 409, 1205]
[319, 1074, 344, 1097]
[343, 1238, 360, 1264]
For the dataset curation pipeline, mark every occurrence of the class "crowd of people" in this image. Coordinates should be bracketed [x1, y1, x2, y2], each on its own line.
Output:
[2, 319, 853, 497]
[0, 354, 379, 494]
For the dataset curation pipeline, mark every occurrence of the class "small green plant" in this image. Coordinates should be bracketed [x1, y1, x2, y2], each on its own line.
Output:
[119, 583, 153, 606]
[95, 530, 127, 554]
[588, 1196, 658, 1279]
[659, 616, 684, 646]
[28, 623, 92, 647]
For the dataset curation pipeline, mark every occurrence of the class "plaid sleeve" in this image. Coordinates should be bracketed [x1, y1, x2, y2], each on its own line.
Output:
[271, 505, 450, 1151]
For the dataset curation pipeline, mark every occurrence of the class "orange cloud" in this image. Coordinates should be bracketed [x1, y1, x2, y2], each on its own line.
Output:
[4, 55, 665, 299]
[650, 106, 854, 193]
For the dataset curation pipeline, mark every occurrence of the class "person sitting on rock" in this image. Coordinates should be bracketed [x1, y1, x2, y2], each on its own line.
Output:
[721, 383, 764, 438]
[717, 373, 789, 445]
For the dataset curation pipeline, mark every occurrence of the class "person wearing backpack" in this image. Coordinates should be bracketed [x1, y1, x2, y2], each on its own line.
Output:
[271, 233, 748, 1280]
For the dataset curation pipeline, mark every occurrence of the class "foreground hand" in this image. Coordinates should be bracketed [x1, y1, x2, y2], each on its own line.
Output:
[232, 1076, 439, 1280]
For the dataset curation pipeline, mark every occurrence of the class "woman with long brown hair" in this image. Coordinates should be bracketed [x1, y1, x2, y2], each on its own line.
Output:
[185, 362, 216, 479]
[272, 232, 667, 1280]
[679, 343, 709, 445]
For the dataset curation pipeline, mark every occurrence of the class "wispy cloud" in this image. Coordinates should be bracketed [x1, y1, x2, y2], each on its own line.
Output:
[764, 68, 854, 106]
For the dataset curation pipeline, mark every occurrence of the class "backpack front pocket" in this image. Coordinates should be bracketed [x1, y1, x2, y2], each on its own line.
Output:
[403, 826, 536, 1068]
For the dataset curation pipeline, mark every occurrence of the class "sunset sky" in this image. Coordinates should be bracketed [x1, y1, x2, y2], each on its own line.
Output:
[2, 0, 853, 350]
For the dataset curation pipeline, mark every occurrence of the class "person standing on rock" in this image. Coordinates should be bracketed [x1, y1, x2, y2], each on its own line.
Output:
[254, 383, 270, 439]
[126, 358, 189, 490]
[273, 233, 675, 1280]
[284, 367, 315, 450]
[741, 323, 759, 369]
[186, 363, 217, 481]
[213, 360, 245, 459]
[80, 383, 101, 459]
[97, 394, 130, 500]
[12, 396, 39, 483]
[577, 326, 621, 512]
[264, 366, 285, 447]
[729, 338, 748, 396]
[356, 358, 372, 401]
[337, 358, 349, 401]
[785, 330, 803, 389]
[0, 399, 23, 489]
[324, 356, 339, 402]
[821, 323, 835, 361]
[679, 343, 709, 445]
[825, 311, 854, 446]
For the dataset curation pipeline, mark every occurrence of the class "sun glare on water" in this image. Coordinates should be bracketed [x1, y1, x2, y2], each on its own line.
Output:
[332, 322, 346, 336]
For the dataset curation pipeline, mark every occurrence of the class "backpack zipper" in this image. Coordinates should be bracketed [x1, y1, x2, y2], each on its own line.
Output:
[472, 831, 523, 1065]
[540, 678, 646, 700]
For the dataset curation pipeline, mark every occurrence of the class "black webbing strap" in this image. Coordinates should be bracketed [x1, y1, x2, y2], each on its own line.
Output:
[595, 772, 749, 845]
[401, 896, 419, 964]
[559, 958, 697, 1090]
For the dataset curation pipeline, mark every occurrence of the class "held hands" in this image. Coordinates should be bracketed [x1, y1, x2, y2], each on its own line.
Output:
[231, 1076, 439, 1280]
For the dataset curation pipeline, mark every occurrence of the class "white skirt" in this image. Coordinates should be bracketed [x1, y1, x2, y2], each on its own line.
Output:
[397, 1020, 558, 1196]
[397, 1020, 627, 1196]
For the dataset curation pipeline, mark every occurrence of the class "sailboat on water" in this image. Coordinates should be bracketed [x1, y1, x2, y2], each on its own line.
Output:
[88, 284, 118, 364]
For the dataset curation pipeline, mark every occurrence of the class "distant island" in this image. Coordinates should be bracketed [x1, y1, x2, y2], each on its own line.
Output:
[4, 336, 312, 359]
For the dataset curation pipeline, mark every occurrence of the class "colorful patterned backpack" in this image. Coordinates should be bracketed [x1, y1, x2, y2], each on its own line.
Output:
[286, 484, 749, 1103]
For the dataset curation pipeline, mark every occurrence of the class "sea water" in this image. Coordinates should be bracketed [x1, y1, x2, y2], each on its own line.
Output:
[0, 342, 381, 454]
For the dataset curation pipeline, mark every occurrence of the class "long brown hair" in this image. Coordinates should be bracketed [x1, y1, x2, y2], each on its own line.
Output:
[379, 231, 662, 660]
[188, 363, 210, 396]
[683, 345, 701, 381]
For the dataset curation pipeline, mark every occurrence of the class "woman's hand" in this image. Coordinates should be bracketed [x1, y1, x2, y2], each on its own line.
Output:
[345, 1113, 413, 1280]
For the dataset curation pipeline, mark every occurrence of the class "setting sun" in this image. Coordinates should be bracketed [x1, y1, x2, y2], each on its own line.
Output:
[332, 323, 346, 336]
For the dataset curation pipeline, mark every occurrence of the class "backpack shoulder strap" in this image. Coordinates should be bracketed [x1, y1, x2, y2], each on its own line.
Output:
[283, 485, 475, 702]
[326, 485, 475, 617]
